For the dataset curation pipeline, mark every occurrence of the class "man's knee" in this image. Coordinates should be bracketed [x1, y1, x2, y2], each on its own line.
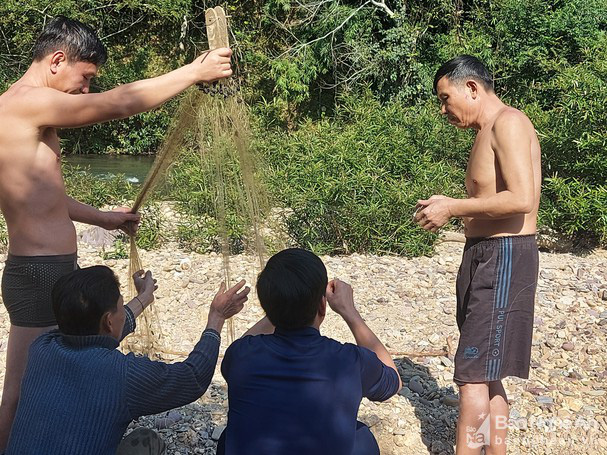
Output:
[458, 383, 490, 409]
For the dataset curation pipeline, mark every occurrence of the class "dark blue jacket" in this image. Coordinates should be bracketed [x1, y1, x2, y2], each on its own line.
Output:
[7, 307, 221, 455]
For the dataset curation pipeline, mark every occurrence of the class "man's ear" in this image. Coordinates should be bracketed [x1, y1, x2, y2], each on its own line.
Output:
[99, 311, 112, 335]
[318, 296, 327, 317]
[466, 79, 480, 99]
[49, 51, 67, 75]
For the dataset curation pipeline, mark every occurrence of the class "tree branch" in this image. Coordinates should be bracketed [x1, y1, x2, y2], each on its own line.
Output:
[100, 15, 145, 41]
[280, 0, 371, 57]
[371, 0, 395, 17]
[0, 28, 11, 53]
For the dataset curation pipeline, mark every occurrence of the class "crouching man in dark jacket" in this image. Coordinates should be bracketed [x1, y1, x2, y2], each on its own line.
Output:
[6, 265, 249, 455]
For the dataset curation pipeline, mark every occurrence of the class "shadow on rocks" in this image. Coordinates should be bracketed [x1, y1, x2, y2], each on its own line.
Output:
[395, 357, 459, 455]
[126, 383, 229, 455]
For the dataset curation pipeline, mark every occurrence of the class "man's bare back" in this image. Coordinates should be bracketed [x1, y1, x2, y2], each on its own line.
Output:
[463, 107, 541, 238]
[0, 84, 77, 256]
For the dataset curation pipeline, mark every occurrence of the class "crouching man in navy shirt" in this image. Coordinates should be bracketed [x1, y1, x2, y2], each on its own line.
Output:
[218, 248, 402, 455]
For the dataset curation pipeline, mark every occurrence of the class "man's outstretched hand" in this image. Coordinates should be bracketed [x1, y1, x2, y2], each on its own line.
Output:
[133, 270, 157, 309]
[100, 207, 140, 236]
[192, 48, 233, 83]
[206, 280, 250, 332]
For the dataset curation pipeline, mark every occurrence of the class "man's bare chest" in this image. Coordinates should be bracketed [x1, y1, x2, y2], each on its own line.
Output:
[465, 135, 502, 196]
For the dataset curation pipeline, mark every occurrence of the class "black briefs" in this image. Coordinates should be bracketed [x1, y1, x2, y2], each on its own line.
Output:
[2, 253, 78, 327]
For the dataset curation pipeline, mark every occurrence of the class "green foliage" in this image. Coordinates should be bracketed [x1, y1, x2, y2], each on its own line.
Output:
[540, 177, 607, 245]
[531, 39, 607, 186]
[63, 164, 136, 207]
[101, 237, 129, 260]
[260, 93, 468, 256]
[176, 215, 216, 254]
[1, 0, 606, 253]
[167, 148, 248, 254]
[135, 203, 168, 250]
[270, 55, 319, 105]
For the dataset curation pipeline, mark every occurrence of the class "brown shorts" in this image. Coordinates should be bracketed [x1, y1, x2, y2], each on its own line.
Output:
[1, 253, 78, 327]
[454, 235, 538, 385]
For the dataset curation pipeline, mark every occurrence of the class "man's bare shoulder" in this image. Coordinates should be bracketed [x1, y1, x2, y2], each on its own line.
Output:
[492, 107, 533, 131]
[1, 83, 58, 113]
[0, 84, 71, 132]
[5, 83, 58, 101]
[494, 107, 538, 135]
[490, 107, 536, 144]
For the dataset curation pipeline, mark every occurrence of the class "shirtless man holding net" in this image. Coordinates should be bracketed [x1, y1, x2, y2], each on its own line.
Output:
[416, 55, 541, 454]
[0, 16, 232, 449]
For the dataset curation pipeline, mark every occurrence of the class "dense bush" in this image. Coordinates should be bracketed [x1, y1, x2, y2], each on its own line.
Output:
[62, 164, 136, 207]
[1, 0, 606, 253]
[260, 94, 469, 256]
[540, 177, 607, 245]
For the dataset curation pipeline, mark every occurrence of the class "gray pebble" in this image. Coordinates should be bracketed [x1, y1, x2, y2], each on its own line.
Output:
[211, 425, 226, 441]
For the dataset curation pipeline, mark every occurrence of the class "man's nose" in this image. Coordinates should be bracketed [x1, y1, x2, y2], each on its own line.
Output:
[81, 84, 90, 94]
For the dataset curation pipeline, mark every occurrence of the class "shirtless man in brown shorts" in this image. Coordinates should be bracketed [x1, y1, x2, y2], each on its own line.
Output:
[0, 16, 232, 449]
[415, 55, 541, 454]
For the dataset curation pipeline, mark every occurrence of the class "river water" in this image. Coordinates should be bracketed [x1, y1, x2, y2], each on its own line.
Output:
[64, 154, 155, 184]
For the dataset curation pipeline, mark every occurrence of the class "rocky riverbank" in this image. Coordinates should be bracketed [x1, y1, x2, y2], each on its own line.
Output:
[1, 234, 606, 454]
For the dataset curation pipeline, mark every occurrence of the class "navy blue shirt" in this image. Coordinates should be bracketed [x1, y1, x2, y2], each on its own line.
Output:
[220, 326, 400, 455]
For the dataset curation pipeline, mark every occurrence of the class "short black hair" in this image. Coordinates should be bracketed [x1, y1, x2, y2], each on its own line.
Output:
[257, 248, 328, 330]
[52, 266, 121, 336]
[32, 16, 107, 65]
[433, 55, 493, 94]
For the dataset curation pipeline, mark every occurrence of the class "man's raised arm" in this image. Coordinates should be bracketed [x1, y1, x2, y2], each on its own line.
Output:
[27, 48, 232, 129]
[326, 279, 402, 390]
